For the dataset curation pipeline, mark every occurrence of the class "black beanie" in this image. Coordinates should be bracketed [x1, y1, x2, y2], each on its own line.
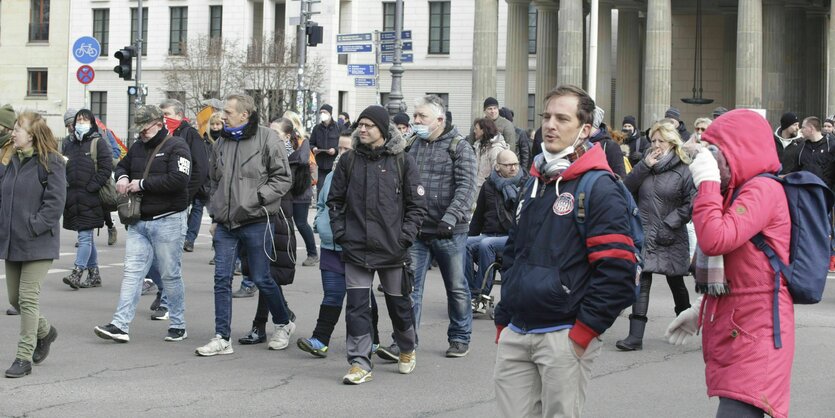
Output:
[483, 97, 499, 110]
[392, 112, 410, 126]
[780, 112, 799, 132]
[499, 107, 514, 122]
[319, 104, 333, 115]
[358, 105, 390, 139]
[622, 115, 637, 128]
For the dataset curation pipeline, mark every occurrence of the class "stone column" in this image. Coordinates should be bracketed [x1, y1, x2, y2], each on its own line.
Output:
[595, 1, 613, 121]
[722, 12, 737, 109]
[805, 11, 825, 118]
[471, 0, 499, 124]
[557, 0, 583, 86]
[534, 0, 559, 117]
[615, 6, 641, 127]
[735, 0, 763, 109]
[784, 7, 804, 113]
[504, 0, 531, 127]
[762, 0, 784, 127]
[829, 0, 835, 116]
[641, 0, 672, 126]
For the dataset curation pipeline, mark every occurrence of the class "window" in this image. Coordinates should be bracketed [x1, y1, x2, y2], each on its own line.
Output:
[92, 9, 109, 55]
[209, 6, 222, 39]
[527, 94, 536, 130]
[528, 4, 537, 54]
[131, 7, 148, 56]
[166, 91, 186, 105]
[274, 3, 285, 35]
[426, 92, 449, 108]
[428, 2, 450, 54]
[29, 0, 49, 42]
[169, 7, 188, 55]
[90, 92, 107, 124]
[383, 2, 396, 32]
[27, 68, 47, 97]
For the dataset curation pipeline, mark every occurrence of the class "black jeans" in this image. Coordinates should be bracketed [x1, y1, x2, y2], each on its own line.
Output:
[716, 397, 764, 418]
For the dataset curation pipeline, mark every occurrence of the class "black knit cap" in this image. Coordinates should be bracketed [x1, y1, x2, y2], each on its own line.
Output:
[358, 105, 390, 139]
[780, 112, 799, 132]
[319, 104, 333, 115]
[622, 115, 637, 128]
[393, 112, 410, 126]
[483, 97, 499, 110]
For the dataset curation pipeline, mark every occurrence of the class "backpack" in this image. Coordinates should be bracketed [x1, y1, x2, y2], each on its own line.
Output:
[405, 135, 463, 161]
[343, 149, 406, 187]
[730, 172, 834, 348]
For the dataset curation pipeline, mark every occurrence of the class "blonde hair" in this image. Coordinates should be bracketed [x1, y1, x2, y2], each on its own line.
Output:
[282, 110, 307, 139]
[694, 117, 712, 130]
[207, 111, 223, 143]
[15, 111, 61, 171]
[649, 120, 691, 164]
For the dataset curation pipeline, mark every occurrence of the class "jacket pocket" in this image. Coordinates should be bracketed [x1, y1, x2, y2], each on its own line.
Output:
[503, 263, 575, 317]
[704, 306, 765, 375]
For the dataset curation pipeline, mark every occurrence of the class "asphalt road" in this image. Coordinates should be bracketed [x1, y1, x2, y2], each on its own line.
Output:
[1, 211, 834, 417]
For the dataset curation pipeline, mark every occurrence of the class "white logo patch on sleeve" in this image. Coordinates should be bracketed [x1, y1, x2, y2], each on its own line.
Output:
[178, 157, 191, 175]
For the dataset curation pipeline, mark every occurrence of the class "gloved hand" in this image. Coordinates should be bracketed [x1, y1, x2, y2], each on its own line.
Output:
[664, 296, 703, 345]
[688, 148, 720, 188]
[495, 325, 506, 344]
[436, 221, 454, 239]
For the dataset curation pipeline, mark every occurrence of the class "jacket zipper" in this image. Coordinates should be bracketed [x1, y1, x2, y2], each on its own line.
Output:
[227, 140, 240, 220]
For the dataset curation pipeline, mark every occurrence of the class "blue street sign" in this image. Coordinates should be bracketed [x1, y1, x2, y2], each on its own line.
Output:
[72, 36, 101, 64]
[381, 53, 414, 64]
[348, 64, 377, 76]
[355, 78, 376, 87]
[380, 30, 412, 41]
[337, 33, 372, 43]
[337, 44, 373, 53]
[380, 42, 413, 52]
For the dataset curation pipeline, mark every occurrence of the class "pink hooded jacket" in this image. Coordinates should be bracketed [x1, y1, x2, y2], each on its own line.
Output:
[694, 109, 794, 418]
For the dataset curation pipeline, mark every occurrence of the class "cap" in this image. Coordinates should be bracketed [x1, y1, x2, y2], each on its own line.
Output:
[357, 105, 391, 140]
[133, 105, 164, 131]
[780, 112, 799, 132]
[0, 104, 16, 131]
[483, 97, 499, 110]
[664, 107, 681, 120]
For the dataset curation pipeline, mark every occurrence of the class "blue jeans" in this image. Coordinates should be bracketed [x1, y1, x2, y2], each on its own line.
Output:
[148, 263, 168, 309]
[74, 229, 98, 268]
[185, 197, 205, 244]
[111, 211, 187, 332]
[321, 270, 346, 306]
[293, 202, 317, 257]
[410, 233, 472, 344]
[213, 222, 289, 339]
[465, 235, 507, 297]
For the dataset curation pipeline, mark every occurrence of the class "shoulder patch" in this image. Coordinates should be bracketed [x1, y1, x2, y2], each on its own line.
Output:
[178, 157, 191, 175]
[416, 185, 425, 196]
[553, 193, 575, 216]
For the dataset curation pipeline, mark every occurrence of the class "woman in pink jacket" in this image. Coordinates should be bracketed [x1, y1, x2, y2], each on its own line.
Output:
[666, 109, 794, 418]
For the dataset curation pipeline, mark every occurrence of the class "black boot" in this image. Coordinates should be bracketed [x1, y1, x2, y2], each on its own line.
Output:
[79, 267, 102, 288]
[615, 315, 648, 351]
[32, 326, 57, 364]
[5, 359, 31, 378]
[62, 268, 84, 290]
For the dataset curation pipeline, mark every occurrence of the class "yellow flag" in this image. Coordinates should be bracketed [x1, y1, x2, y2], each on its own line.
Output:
[196, 106, 214, 137]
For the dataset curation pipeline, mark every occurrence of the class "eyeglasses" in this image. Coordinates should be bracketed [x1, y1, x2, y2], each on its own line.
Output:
[356, 122, 377, 131]
[497, 162, 519, 168]
[694, 127, 707, 133]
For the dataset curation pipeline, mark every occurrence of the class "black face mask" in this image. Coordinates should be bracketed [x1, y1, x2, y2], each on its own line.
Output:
[622, 128, 634, 136]
[209, 129, 222, 138]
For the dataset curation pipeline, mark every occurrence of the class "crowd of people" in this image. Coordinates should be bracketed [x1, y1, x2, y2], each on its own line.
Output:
[0, 84, 827, 417]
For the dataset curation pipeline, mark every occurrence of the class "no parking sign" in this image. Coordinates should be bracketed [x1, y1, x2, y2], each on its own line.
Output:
[77, 65, 95, 85]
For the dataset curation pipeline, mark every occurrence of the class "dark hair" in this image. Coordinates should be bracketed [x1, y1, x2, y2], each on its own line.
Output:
[474, 118, 498, 144]
[274, 118, 301, 150]
[74, 109, 99, 133]
[543, 84, 596, 126]
[339, 112, 350, 120]
[803, 116, 822, 132]
[339, 127, 353, 137]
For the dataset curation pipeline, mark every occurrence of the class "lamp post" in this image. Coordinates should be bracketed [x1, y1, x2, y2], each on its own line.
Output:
[386, 0, 406, 116]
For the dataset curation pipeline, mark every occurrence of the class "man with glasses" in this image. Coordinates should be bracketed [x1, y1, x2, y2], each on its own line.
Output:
[465, 149, 526, 314]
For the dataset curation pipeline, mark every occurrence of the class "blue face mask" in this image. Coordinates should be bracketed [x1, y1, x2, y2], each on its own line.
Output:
[412, 123, 431, 139]
[75, 123, 91, 139]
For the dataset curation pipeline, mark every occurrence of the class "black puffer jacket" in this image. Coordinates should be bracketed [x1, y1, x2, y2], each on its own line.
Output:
[624, 130, 650, 167]
[309, 121, 340, 170]
[114, 129, 191, 220]
[172, 120, 209, 201]
[241, 198, 297, 285]
[589, 125, 627, 178]
[62, 130, 113, 231]
[328, 125, 428, 269]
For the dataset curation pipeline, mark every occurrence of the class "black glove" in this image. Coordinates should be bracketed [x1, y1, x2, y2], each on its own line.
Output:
[436, 221, 455, 239]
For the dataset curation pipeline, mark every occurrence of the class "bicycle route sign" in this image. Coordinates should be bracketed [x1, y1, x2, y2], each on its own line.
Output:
[73, 36, 101, 64]
[76, 65, 95, 85]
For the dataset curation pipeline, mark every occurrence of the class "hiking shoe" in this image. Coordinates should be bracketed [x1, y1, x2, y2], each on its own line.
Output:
[268, 321, 296, 350]
[62, 267, 83, 290]
[398, 351, 416, 374]
[195, 335, 233, 356]
[164, 328, 188, 342]
[376, 343, 399, 362]
[150, 292, 162, 311]
[141, 279, 157, 296]
[302, 256, 319, 266]
[471, 297, 487, 314]
[94, 324, 129, 343]
[238, 327, 267, 345]
[183, 241, 194, 252]
[6, 306, 18, 315]
[151, 307, 169, 321]
[342, 364, 373, 385]
[232, 285, 256, 298]
[79, 267, 102, 288]
[297, 337, 328, 358]
[5, 358, 31, 378]
[107, 227, 117, 246]
[32, 326, 57, 364]
[445, 342, 470, 358]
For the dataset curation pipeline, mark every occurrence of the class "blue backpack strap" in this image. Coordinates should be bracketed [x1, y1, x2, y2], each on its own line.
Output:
[750, 234, 787, 349]
[574, 170, 610, 242]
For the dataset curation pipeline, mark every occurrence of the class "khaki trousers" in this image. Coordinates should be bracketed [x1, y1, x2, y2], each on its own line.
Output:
[5, 260, 52, 361]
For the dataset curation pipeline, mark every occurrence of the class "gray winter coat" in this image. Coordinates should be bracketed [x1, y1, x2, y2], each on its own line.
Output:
[0, 152, 67, 261]
[623, 152, 695, 276]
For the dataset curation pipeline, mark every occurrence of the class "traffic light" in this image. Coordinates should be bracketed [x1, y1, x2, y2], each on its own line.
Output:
[114, 46, 136, 80]
[306, 22, 323, 47]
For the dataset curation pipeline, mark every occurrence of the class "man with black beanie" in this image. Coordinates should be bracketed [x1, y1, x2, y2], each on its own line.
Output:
[310, 104, 340, 194]
[774, 112, 802, 174]
[622, 115, 649, 167]
[471, 97, 517, 151]
[393, 112, 412, 137]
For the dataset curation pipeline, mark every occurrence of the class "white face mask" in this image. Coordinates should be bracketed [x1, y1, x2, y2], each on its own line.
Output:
[320, 113, 331, 123]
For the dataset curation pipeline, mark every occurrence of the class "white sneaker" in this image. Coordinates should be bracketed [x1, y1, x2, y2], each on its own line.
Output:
[342, 363, 373, 385]
[268, 321, 296, 350]
[195, 334, 233, 356]
[398, 351, 416, 374]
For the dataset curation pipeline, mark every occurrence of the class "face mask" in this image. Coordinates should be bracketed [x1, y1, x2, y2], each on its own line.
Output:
[164, 117, 180, 134]
[412, 123, 431, 139]
[539, 127, 586, 176]
[320, 113, 331, 123]
[75, 123, 91, 138]
[622, 128, 633, 135]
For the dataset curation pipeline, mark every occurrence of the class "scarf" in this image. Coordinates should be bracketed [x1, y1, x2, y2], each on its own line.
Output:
[489, 170, 524, 210]
[694, 246, 728, 296]
[533, 141, 590, 182]
[15, 147, 34, 161]
[224, 122, 248, 140]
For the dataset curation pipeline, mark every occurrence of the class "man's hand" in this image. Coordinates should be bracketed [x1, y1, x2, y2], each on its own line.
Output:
[126, 179, 142, 193]
[327, 148, 336, 156]
[436, 221, 454, 239]
[116, 177, 130, 195]
[571, 340, 586, 357]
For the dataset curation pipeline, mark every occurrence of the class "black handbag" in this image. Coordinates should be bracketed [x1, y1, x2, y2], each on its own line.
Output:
[290, 162, 312, 197]
[117, 136, 171, 225]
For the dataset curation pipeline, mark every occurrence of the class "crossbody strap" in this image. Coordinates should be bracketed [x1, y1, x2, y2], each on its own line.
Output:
[142, 136, 172, 180]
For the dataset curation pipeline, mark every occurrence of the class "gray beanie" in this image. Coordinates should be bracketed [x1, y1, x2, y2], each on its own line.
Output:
[64, 108, 78, 126]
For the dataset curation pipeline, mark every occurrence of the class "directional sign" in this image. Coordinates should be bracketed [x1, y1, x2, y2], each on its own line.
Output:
[337, 44, 373, 54]
[380, 30, 412, 41]
[72, 36, 101, 64]
[381, 53, 414, 64]
[380, 42, 413, 52]
[348, 64, 376, 76]
[76, 65, 95, 85]
[337, 33, 373, 43]
[354, 78, 376, 88]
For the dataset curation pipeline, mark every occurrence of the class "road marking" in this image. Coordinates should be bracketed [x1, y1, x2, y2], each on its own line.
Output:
[0, 263, 125, 280]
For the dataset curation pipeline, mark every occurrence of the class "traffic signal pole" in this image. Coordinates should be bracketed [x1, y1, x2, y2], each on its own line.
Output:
[135, 0, 144, 107]
[295, 0, 307, 125]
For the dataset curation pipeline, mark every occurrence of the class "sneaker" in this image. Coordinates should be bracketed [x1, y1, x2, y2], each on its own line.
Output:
[376, 343, 400, 362]
[297, 337, 328, 358]
[107, 226, 117, 246]
[6, 306, 18, 316]
[141, 279, 157, 296]
[195, 334, 233, 356]
[302, 255, 320, 266]
[342, 364, 373, 385]
[150, 292, 162, 312]
[445, 341, 470, 358]
[164, 328, 188, 342]
[268, 321, 296, 350]
[151, 307, 169, 321]
[5, 358, 31, 378]
[62, 267, 83, 290]
[398, 351, 417, 374]
[471, 297, 487, 314]
[94, 324, 130, 343]
[183, 241, 194, 252]
[238, 327, 267, 345]
[232, 285, 256, 298]
[32, 326, 57, 364]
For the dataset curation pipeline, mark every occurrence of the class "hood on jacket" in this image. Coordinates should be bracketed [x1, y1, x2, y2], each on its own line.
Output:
[702, 109, 781, 190]
[351, 123, 406, 156]
[528, 143, 612, 183]
[220, 112, 260, 140]
[589, 124, 612, 144]
[774, 126, 802, 142]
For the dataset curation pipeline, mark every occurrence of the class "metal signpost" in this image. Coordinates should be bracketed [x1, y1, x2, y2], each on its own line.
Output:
[72, 37, 101, 107]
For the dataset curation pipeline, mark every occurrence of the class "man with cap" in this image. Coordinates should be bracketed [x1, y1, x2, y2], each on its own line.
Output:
[664, 107, 691, 140]
[712, 106, 729, 120]
[93, 105, 192, 344]
[774, 111, 802, 174]
[472, 97, 517, 152]
[310, 104, 340, 197]
[622, 115, 649, 167]
[393, 112, 412, 137]
[328, 105, 427, 384]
